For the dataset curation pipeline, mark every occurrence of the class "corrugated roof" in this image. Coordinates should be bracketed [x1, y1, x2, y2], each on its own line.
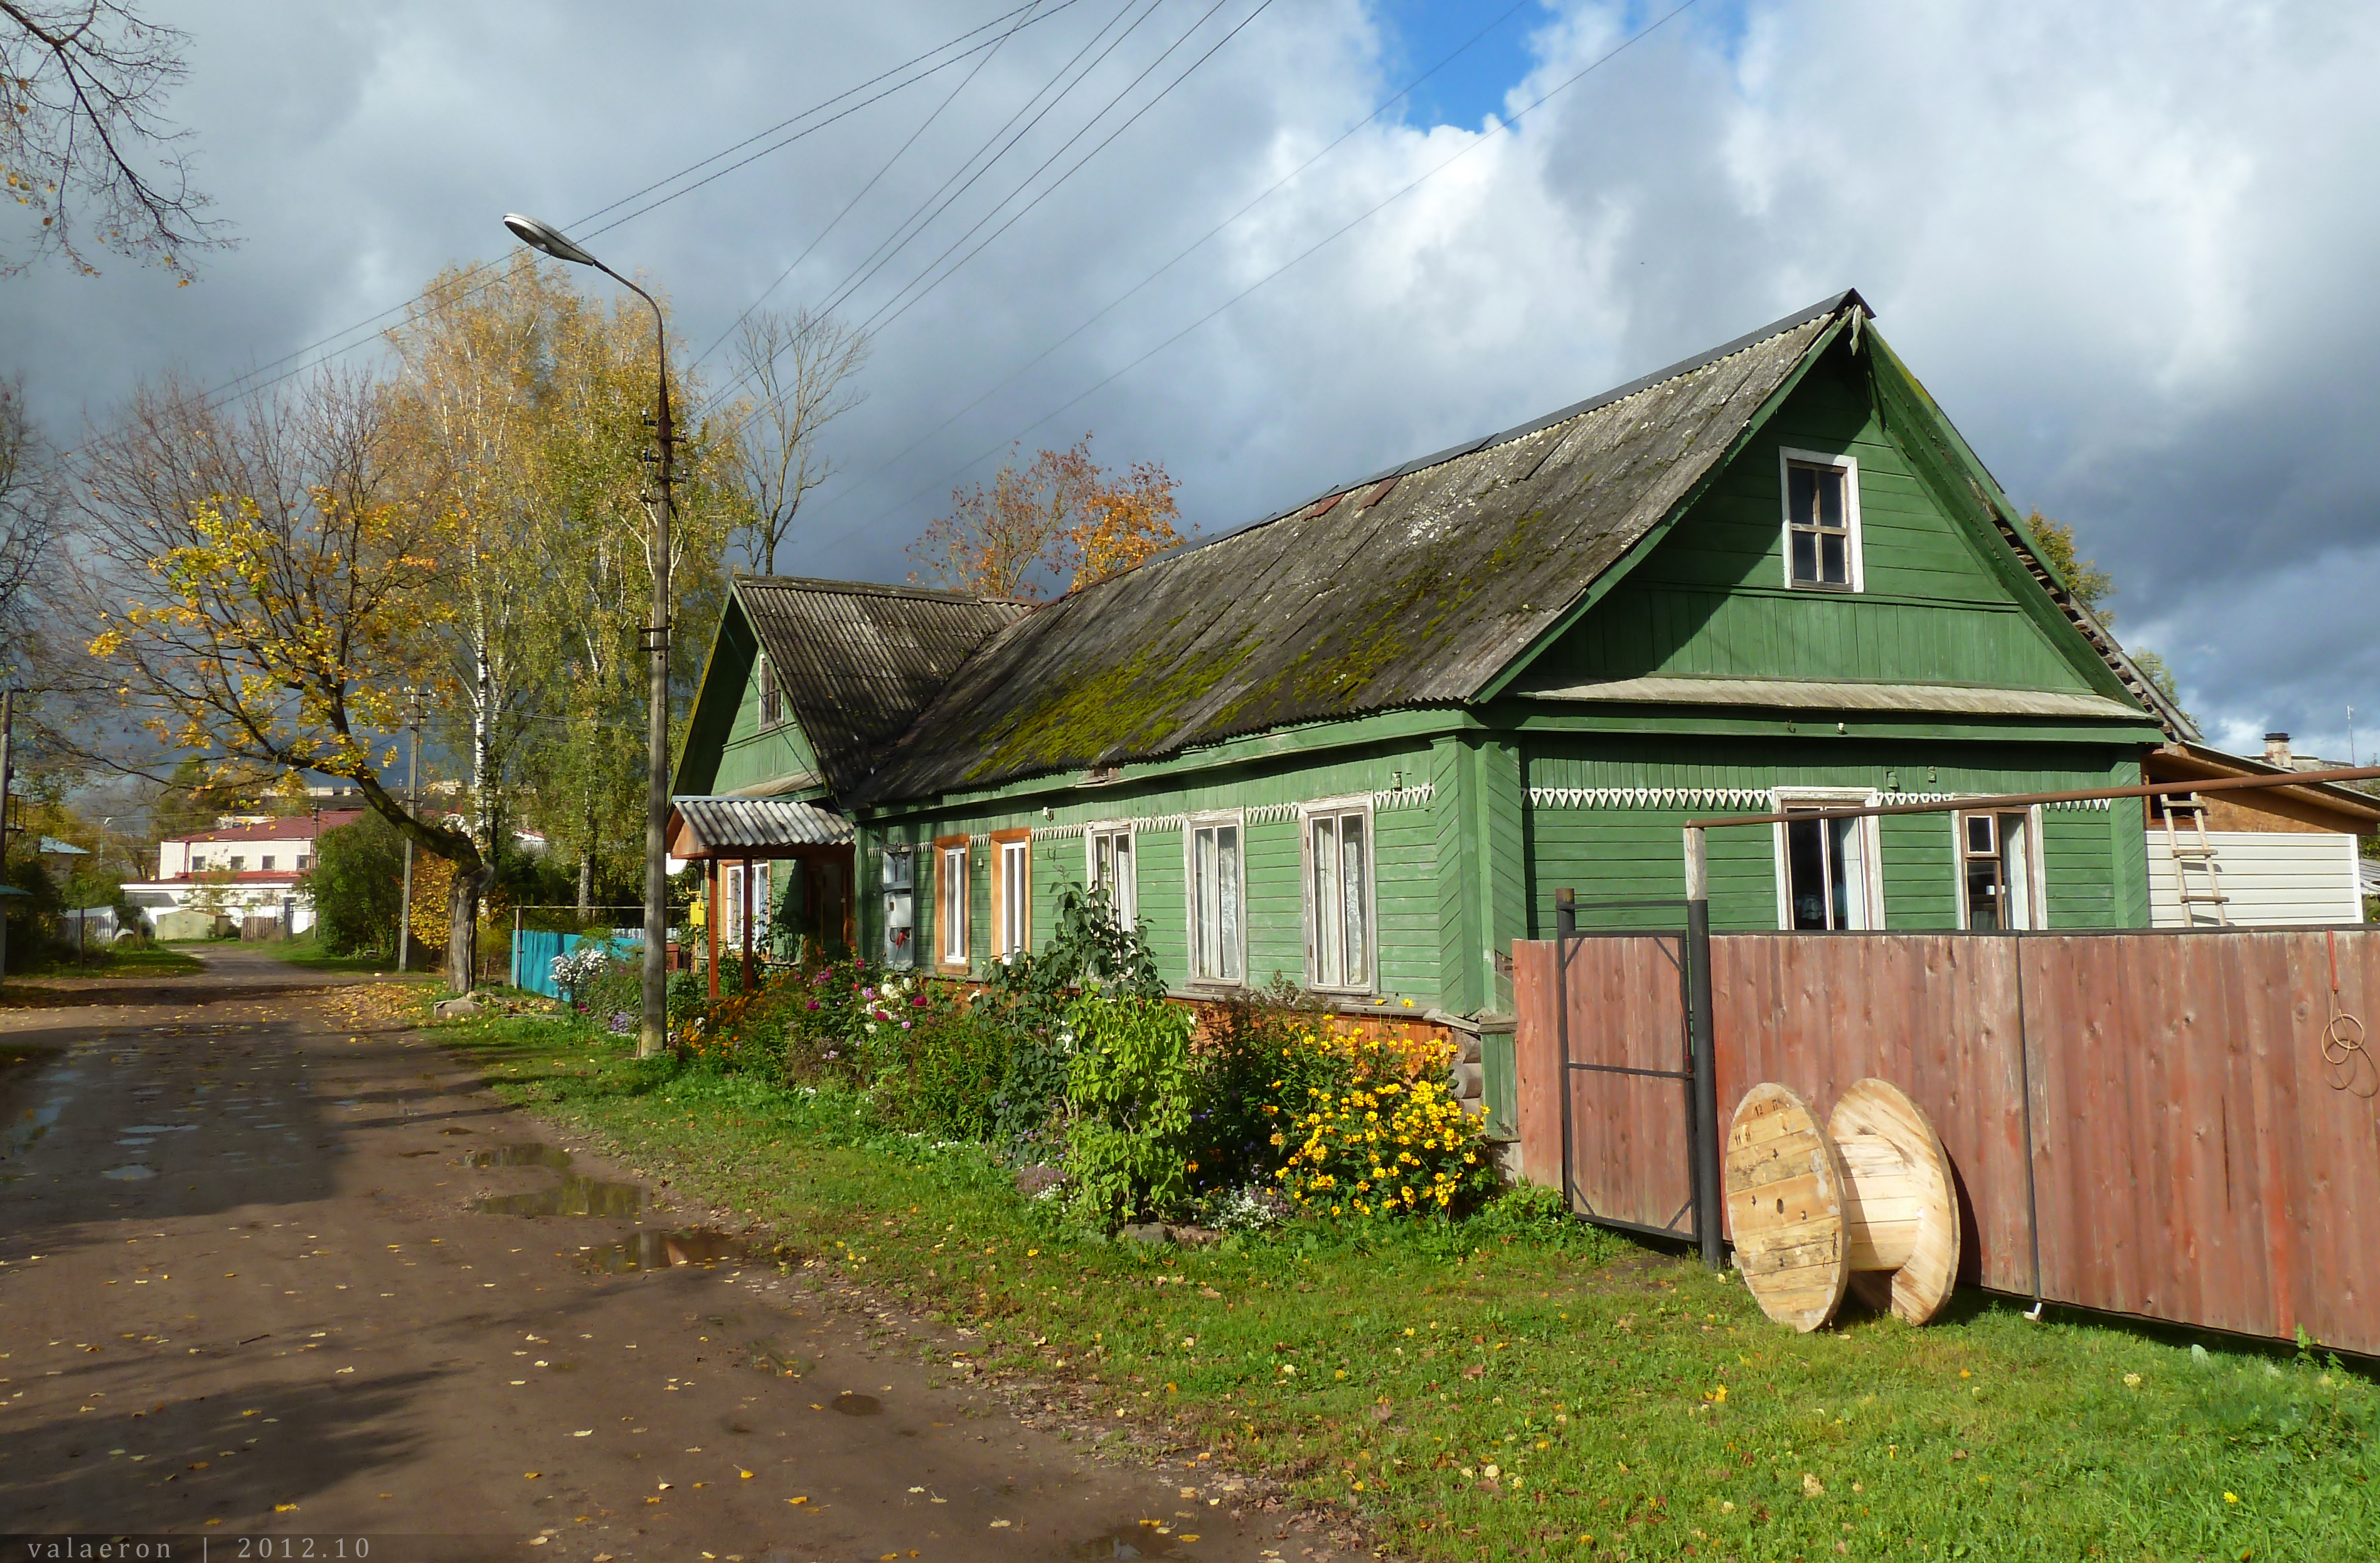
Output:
[734, 577, 1031, 796]
[850, 296, 1862, 805]
[671, 795, 856, 855]
[1517, 676, 2148, 720]
[170, 809, 365, 846]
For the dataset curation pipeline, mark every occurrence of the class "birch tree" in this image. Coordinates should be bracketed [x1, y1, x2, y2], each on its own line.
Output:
[75, 368, 494, 986]
[722, 307, 867, 576]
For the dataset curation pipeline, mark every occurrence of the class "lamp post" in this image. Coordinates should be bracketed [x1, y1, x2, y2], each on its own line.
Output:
[503, 213, 676, 1059]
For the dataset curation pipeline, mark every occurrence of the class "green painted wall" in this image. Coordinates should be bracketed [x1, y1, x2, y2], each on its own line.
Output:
[1537, 348, 2097, 695]
[858, 743, 1446, 1003]
[712, 651, 825, 798]
[1521, 737, 2144, 933]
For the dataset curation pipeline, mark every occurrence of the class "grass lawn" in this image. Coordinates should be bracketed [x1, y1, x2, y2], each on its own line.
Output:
[272, 932, 399, 973]
[5, 942, 206, 978]
[429, 1003, 2377, 1562]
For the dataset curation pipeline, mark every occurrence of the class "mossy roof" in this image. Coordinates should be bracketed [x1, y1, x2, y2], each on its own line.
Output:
[837, 295, 1864, 806]
[735, 576, 1031, 796]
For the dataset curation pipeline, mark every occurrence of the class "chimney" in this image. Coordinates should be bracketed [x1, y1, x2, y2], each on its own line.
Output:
[2264, 732, 2292, 766]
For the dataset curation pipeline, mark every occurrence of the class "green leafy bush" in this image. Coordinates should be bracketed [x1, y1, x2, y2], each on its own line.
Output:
[301, 812, 407, 956]
[1060, 991, 1197, 1227]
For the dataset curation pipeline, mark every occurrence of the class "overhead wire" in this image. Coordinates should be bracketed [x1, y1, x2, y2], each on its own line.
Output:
[691, 0, 1249, 429]
[785, 0, 1532, 494]
[801, 0, 1708, 556]
[109, 0, 1092, 432]
[688, 0, 1156, 382]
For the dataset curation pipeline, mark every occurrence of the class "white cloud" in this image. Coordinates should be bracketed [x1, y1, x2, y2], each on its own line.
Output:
[6, 0, 2377, 759]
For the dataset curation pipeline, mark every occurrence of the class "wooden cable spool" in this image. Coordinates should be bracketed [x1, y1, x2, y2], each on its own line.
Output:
[1726, 1077, 1961, 1332]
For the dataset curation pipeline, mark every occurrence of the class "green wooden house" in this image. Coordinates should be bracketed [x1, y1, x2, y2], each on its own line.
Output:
[671, 292, 2184, 1020]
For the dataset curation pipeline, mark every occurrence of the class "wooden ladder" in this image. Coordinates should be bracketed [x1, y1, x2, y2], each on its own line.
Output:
[2162, 794, 2229, 926]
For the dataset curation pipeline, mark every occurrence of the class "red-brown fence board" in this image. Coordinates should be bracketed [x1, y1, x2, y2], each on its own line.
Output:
[1512, 927, 2380, 1355]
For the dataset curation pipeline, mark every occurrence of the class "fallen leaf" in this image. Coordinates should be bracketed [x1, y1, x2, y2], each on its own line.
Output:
[988, 1520, 1011, 1528]
[523, 1472, 540, 1480]
[572, 1430, 592, 1438]
[788, 1496, 809, 1506]
[274, 1503, 299, 1513]
[527, 1541, 548, 1549]
[739, 1469, 753, 1480]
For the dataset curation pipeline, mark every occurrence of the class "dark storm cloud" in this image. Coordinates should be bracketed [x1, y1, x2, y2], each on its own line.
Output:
[4, 0, 2374, 759]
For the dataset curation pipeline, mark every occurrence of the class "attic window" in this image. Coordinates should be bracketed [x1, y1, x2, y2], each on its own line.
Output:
[758, 656, 781, 727]
[1780, 450, 1862, 592]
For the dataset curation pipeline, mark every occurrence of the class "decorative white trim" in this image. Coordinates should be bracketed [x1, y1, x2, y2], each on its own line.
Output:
[2045, 798, 2111, 811]
[1012, 782, 1433, 841]
[1528, 786, 1775, 811]
[1778, 445, 1864, 594]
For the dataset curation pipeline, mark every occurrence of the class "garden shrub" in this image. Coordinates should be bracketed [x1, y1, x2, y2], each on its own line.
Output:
[1185, 978, 1342, 1196]
[1060, 991, 1196, 1228]
[1273, 1028, 1495, 1217]
[875, 1004, 1015, 1142]
[985, 883, 1161, 1154]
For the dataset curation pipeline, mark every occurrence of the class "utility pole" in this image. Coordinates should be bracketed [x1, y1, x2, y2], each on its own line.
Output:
[500, 211, 676, 1059]
[0, 690, 13, 990]
[398, 688, 422, 974]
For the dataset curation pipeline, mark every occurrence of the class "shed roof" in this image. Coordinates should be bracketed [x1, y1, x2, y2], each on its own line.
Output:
[668, 795, 856, 859]
[733, 577, 1031, 796]
[848, 294, 1863, 804]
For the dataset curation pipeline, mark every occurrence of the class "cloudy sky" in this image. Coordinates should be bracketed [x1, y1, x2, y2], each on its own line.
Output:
[9, 0, 2378, 761]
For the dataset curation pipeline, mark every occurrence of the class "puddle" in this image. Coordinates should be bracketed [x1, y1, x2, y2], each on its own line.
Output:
[123, 1125, 196, 1134]
[745, 1341, 811, 1379]
[475, 1176, 644, 1217]
[439, 1127, 473, 1136]
[829, 1393, 880, 1417]
[101, 1165, 157, 1182]
[1073, 1532, 1184, 1560]
[466, 1143, 574, 1170]
[398, 1150, 440, 1158]
[579, 1227, 750, 1273]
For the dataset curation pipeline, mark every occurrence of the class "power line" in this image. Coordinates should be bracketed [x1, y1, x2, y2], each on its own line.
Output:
[104, 0, 1092, 434]
[806, 0, 1533, 487]
[690, 0, 1154, 383]
[697, 0, 1264, 435]
[804, 0, 1707, 558]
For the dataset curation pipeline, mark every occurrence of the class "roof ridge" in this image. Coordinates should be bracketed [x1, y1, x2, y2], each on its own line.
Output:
[734, 573, 1033, 609]
[1123, 289, 1868, 579]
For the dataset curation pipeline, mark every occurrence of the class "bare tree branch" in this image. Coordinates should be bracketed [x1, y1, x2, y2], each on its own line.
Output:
[725, 307, 867, 575]
[0, 0, 232, 279]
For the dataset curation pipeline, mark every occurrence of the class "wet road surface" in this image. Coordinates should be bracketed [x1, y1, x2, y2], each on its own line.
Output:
[0, 947, 1315, 1561]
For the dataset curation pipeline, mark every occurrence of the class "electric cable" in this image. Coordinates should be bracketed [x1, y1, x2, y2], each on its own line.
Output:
[801, 0, 1707, 558]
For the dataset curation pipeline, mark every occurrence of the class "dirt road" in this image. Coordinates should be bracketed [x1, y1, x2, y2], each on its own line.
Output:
[0, 948, 1305, 1560]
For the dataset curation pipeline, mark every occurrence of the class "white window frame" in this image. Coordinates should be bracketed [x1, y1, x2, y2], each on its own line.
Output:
[1183, 811, 1247, 988]
[757, 654, 780, 727]
[1952, 804, 2047, 931]
[991, 830, 1032, 962]
[1299, 796, 1378, 995]
[1772, 786, 1886, 931]
[880, 846, 916, 969]
[1777, 447, 1864, 594]
[935, 837, 969, 972]
[1084, 823, 1137, 927]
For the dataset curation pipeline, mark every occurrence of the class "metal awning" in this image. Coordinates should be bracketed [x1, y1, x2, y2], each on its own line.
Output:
[667, 796, 855, 860]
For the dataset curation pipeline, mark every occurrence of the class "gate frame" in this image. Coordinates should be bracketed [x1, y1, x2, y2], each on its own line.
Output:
[1551, 893, 1723, 1263]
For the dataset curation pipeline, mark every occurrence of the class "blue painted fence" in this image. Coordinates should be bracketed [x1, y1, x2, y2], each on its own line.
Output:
[510, 929, 641, 998]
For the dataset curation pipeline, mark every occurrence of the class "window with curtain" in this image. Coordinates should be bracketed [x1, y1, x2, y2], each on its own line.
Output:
[937, 840, 969, 969]
[1188, 818, 1242, 984]
[993, 832, 1031, 960]
[1305, 804, 1373, 991]
[1087, 826, 1135, 926]
[1780, 803, 1878, 930]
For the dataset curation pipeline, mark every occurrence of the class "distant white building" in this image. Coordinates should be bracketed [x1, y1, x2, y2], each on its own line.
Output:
[123, 809, 366, 937]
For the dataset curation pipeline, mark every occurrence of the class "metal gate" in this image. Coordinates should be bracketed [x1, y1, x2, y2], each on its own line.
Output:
[1544, 895, 1724, 1258]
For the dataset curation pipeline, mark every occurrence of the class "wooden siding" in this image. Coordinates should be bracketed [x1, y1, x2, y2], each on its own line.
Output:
[1523, 740, 2148, 933]
[859, 744, 1443, 1002]
[1536, 349, 2100, 695]
[2148, 831, 2365, 928]
[1515, 929, 2380, 1353]
[713, 657, 823, 798]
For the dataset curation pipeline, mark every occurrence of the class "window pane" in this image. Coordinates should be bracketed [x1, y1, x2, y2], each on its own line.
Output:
[1311, 816, 1341, 986]
[1820, 532, 1847, 585]
[1193, 828, 1218, 978]
[1791, 529, 1818, 584]
[1815, 467, 1844, 529]
[942, 847, 966, 963]
[1218, 825, 1241, 981]
[1788, 464, 1816, 526]
[1829, 818, 1866, 930]
[1786, 818, 1828, 929]
[1113, 835, 1134, 922]
[1965, 814, 1995, 855]
[1340, 813, 1369, 987]
[1999, 813, 2031, 929]
[1965, 858, 2003, 931]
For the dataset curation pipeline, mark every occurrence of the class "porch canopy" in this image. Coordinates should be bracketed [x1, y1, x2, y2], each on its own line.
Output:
[666, 795, 854, 860]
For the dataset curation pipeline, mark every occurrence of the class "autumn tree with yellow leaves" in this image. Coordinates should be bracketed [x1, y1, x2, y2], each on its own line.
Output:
[907, 435, 1184, 600]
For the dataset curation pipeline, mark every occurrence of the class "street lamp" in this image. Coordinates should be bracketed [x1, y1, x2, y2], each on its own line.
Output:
[503, 212, 676, 1059]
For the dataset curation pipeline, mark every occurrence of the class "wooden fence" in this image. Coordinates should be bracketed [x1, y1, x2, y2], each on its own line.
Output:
[1512, 929, 2380, 1355]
